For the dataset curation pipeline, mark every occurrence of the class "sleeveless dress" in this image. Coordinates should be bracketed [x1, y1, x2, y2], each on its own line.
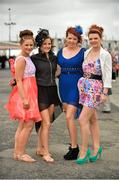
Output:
[77, 58, 103, 108]
[5, 56, 42, 122]
[57, 48, 85, 107]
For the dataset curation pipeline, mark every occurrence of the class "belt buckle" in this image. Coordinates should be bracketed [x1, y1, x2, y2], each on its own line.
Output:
[84, 73, 91, 79]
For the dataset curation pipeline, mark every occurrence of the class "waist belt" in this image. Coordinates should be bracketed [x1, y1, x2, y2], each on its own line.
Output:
[62, 71, 81, 74]
[61, 67, 82, 74]
[83, 73, 102, 80]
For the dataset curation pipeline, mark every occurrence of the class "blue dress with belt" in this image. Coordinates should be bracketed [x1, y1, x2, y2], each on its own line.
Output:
[57, 48, 85, 108]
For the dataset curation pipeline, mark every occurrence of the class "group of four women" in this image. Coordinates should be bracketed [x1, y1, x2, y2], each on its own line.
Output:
[5, 24, 112, 165]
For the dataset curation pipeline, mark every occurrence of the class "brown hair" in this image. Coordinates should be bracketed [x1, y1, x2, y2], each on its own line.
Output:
[38, 36, 54, 53]
[66, 27, 82, 43]
[88, 24, 104, 38]
[19, 29, 34, 44]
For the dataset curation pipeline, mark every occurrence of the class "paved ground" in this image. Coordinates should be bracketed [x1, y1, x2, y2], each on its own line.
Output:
[0, 69, 119, 179]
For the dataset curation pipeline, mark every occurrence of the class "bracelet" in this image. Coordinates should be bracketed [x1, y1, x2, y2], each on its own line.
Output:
[103, 92, 108, 96]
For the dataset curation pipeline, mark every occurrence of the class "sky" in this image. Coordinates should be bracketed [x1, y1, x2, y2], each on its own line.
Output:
[0, 0, 119, 42]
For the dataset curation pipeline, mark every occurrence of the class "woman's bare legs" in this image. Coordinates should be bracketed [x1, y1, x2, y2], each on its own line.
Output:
[63, 104, 80, 160]
[14, 120, 35, 162]
[38, 105, 55, 162]
[17, 120, 34, 155]
[14, 121, 24, 158]
[90, 111, 100, 155]
[65, 104, 77, 148]
[36, 105, 54, 156]
[78, 106, 94, 158]
[36, 128, 43, 155]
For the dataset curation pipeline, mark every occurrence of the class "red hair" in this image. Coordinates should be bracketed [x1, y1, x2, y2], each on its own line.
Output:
[88, 24, 104, 38]
[66, 27, 82, 43]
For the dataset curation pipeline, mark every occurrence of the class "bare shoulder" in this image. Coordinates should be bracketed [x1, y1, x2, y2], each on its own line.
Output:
[15, 56, 26, 69]
[16, 56, 26, 64]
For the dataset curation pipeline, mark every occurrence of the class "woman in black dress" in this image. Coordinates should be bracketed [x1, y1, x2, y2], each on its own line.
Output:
[31, 29, 61, 162]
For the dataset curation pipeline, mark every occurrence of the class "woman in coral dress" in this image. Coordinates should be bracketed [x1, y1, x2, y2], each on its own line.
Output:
[5, 30, 42, 162]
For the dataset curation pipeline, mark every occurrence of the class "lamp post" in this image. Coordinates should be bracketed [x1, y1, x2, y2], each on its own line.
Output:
[4, 8, 16, 58]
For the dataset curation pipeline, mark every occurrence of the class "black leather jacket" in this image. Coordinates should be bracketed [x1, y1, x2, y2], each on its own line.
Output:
[31, 51, 57, 86]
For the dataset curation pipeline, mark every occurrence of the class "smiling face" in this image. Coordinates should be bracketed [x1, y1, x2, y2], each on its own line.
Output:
[40, 38, 52, 53]
[66, 32, 79, 48]
[21, 38, 34, 56]
[88, 33, 102, 48]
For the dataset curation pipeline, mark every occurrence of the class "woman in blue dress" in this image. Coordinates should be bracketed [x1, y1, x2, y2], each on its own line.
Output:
[57, 26, 86, 160]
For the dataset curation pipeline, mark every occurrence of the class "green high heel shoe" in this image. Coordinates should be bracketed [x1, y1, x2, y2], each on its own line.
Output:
[89, 146, 103, 162]
[75, 148, 91, 165]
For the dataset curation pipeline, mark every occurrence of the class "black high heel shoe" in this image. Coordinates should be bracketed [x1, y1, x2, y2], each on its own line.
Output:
[64, 145, 79, 160]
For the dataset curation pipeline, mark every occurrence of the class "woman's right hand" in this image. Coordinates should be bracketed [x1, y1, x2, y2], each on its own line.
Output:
[55, 65, 61, 77]
[23, 99, 30, 109]
[101, 94, 108, 104]
[9, 79, 17, 87]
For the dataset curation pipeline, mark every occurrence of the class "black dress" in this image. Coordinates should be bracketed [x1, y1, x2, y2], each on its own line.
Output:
[31, 51, 61, 132]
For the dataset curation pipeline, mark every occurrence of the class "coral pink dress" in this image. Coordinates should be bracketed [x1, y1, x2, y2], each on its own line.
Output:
[5, 56, 42, 122]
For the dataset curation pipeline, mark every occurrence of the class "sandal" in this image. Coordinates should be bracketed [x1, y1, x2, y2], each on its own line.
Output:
[36, 150, 52, 157]
[36, 150, 44, 156]
[17, 154, 36, 163]
[42, 154, 54, 163]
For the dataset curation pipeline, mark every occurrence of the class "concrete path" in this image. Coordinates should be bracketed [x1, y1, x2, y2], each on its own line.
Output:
[0, 69, 119, 179]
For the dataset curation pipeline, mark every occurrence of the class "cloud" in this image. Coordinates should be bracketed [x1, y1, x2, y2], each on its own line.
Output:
[0, 0, 119, 41]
